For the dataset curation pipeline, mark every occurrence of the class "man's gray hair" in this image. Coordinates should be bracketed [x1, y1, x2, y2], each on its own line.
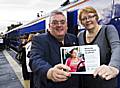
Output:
[49, 10, 66, 22]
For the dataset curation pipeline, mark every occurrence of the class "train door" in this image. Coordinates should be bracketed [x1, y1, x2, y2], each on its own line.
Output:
[67, 10, 78, 36]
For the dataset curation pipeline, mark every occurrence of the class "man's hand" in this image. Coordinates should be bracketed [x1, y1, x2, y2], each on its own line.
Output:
[93, 64, 119, 80]
[47, 64, 71, 82]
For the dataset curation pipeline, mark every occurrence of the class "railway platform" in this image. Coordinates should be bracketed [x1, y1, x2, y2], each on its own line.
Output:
[0, 49, 30, 88]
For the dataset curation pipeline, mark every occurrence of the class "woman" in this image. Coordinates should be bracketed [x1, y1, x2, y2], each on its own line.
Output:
[78, 6, 120, 88]
[65, 49, 85, 72]
[25, 33, 36, 88]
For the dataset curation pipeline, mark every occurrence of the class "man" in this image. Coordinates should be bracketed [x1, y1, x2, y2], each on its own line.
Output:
[29, 10, 79, 88]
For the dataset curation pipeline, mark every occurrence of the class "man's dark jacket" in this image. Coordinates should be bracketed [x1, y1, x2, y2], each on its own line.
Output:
[29, 32, 79, 88]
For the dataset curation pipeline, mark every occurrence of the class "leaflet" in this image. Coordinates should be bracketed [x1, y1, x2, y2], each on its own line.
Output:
[60, 45, 100, 74]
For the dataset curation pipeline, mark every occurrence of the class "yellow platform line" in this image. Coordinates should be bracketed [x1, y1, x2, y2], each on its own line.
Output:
[3, 50, 30, 88]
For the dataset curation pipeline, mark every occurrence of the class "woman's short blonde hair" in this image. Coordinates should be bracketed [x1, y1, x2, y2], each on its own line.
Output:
[27, 34, 35, 42]
[79, 6, 99, 22]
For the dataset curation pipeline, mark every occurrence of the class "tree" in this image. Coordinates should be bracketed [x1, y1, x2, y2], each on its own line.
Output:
[7, 22, 23, 32]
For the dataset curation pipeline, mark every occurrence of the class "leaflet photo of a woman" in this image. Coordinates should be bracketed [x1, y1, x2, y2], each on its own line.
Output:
[61, 47, 86, 73]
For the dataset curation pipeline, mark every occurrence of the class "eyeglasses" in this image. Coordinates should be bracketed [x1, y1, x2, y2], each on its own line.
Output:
[51, 20, 66, 25]
[81, 15, 96, 21]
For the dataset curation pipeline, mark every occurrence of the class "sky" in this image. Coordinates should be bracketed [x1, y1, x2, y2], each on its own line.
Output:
[0, 0, 65, 33]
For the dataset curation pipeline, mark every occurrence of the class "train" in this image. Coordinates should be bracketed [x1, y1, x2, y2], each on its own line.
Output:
[3, 0, 120, 51]
[3, 0, 120, 50]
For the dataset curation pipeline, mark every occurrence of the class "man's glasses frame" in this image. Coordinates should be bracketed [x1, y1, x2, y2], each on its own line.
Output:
[50, 20, 66, 25]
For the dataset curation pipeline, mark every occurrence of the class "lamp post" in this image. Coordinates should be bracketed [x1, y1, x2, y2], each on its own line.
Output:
[40, 11, 43, 17]
[112, 0, 115, 18]
[37, 11, 43, 18]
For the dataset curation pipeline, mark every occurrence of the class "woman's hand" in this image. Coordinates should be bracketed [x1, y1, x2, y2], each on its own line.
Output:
[47, 64, 71, 82]
[93, 64, 119, 80]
